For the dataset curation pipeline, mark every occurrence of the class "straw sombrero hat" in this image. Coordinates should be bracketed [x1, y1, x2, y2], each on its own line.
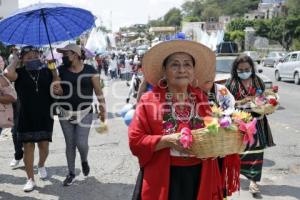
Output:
[142, 40, 216, 87]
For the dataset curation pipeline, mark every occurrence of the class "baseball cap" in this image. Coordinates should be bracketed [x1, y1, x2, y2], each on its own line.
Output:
[57, 44, 82, 56]
[20, 45, 39, 58]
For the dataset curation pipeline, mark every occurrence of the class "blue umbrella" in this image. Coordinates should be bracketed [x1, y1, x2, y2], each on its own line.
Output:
[0, 3, 95, 59]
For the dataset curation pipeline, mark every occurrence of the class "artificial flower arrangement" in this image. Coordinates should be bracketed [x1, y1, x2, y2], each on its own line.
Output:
[248, 86, 279, 115]
[176, 87, 258, 158]
[177, 108, 257, 158]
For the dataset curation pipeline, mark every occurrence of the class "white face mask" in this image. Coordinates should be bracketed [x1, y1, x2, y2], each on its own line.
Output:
[238, 71, 252, 80]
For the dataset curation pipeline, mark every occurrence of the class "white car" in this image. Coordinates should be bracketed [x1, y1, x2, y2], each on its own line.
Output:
[275, 51, 300, 85]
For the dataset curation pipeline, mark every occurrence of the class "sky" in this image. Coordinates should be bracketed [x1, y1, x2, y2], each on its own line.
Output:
[19, 0, 184, 31]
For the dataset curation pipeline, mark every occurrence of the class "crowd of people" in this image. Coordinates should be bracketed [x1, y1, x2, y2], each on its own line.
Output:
[0, 40, 275, 199]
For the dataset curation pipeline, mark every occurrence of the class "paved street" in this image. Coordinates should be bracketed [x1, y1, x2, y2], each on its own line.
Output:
[1, 71, 300, 200]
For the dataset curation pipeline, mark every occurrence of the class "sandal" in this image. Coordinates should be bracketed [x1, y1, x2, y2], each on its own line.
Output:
[249, 182, 260, 194]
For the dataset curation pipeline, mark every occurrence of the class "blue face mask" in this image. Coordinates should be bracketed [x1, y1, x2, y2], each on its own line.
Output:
[24, 59, 44, 71]
[238, 71, 252, 80]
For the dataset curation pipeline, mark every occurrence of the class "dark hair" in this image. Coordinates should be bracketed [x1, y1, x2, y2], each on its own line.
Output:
[20, 46, 39, 59]
[80, 49, 86, 61]
[231, 54, 256, 79]
[111, 53, 116, 60]
[162, 52, 195, 69]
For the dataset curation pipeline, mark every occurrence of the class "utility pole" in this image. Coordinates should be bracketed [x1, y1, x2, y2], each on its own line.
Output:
[110, 11, 113, 32]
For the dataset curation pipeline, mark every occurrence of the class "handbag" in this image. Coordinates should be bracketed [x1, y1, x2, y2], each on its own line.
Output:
[0, 75, 16, 128]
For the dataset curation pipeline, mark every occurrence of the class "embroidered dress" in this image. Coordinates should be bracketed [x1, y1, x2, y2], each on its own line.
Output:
[165, 93, 206, 199]
[226, 76, 275, 182]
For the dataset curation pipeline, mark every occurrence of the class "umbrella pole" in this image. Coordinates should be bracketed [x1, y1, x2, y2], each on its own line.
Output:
[41, 9, 55, 60]
[41, 9, 58, 78]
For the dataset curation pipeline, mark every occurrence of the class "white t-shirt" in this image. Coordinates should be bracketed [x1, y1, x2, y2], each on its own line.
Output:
[108, 58, 117, 71]
[124, 59, 132, 73]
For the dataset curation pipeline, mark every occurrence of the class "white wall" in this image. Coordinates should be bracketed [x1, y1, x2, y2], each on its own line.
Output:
[0, 0, 19, 19]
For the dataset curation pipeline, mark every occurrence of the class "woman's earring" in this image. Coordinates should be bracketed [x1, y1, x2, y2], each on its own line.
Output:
[158, 77, 168, 89]
[191, 78, 199, 88]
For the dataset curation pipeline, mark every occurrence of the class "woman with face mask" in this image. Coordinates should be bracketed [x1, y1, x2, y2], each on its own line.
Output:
[225, 54, 275, 197]
[54, 44, 106, 187]
[4, 46, 57, 192]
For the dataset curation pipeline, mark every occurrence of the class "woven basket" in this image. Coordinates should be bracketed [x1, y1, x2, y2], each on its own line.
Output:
[251, 90, 279, 115]
[185, 127, 246, 159]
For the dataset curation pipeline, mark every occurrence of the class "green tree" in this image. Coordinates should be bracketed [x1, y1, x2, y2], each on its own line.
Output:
[222, 0, 260, 17]
[228, 30, 245, 51]
[254, 17, 300, 50]
[292, 39, 300, 50]
[286, 0, 300, 17]
[181, 0, 203, 19]
[200, 0, 259, 17]
[227, 18, 254, 32]
[149, 18, 165, 27]
[201, 4, 221, 21]
[254, 19, 271, 38]
[224, 32, 231, 41]
[163, 8, 182, 27]
[183, 16, 201, 22]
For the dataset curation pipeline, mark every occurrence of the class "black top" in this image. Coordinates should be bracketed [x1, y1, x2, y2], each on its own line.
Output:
[15, 67, 54, 133]
[58, 64, 97, 111]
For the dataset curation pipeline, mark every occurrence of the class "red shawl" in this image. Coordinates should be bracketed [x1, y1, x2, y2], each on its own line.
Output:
[128, 86, 240, 200]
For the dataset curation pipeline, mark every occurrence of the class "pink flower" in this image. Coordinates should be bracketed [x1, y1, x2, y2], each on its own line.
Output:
[219, 116, 232, 128]
[179, 127, 193, 149]
[194, 123, 204, 129]
[272, 86, 279, 93]
[164, 121, 174, 129]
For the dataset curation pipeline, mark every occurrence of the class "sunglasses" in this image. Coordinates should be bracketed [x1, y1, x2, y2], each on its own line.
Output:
[21, 46, 39, 57]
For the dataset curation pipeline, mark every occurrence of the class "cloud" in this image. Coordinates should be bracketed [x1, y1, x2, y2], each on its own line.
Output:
[19, 0, 184, 31]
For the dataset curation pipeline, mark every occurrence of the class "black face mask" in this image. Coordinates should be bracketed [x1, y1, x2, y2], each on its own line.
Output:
[62, 56, 72, 68]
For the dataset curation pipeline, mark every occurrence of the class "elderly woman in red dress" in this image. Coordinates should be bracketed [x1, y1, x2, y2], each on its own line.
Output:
[128, 40, 240, 200]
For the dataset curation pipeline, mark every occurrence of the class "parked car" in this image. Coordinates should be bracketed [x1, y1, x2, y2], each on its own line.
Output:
[275, 51, 300, 85]
[243, 51, 261, 63]
[215, 53, 273, 89]
[262, 51, 286, 67]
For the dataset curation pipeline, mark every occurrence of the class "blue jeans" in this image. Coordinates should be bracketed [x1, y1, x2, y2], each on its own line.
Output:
[110, 70, 117, 79]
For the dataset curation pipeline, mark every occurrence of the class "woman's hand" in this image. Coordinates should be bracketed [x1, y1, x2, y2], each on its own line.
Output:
[4, 53, 19, 81]
[237, 96, 255, 105]
[155, 134, 191, 154]
[98, 104, 106, 122]
[51, 82, 63, 96]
